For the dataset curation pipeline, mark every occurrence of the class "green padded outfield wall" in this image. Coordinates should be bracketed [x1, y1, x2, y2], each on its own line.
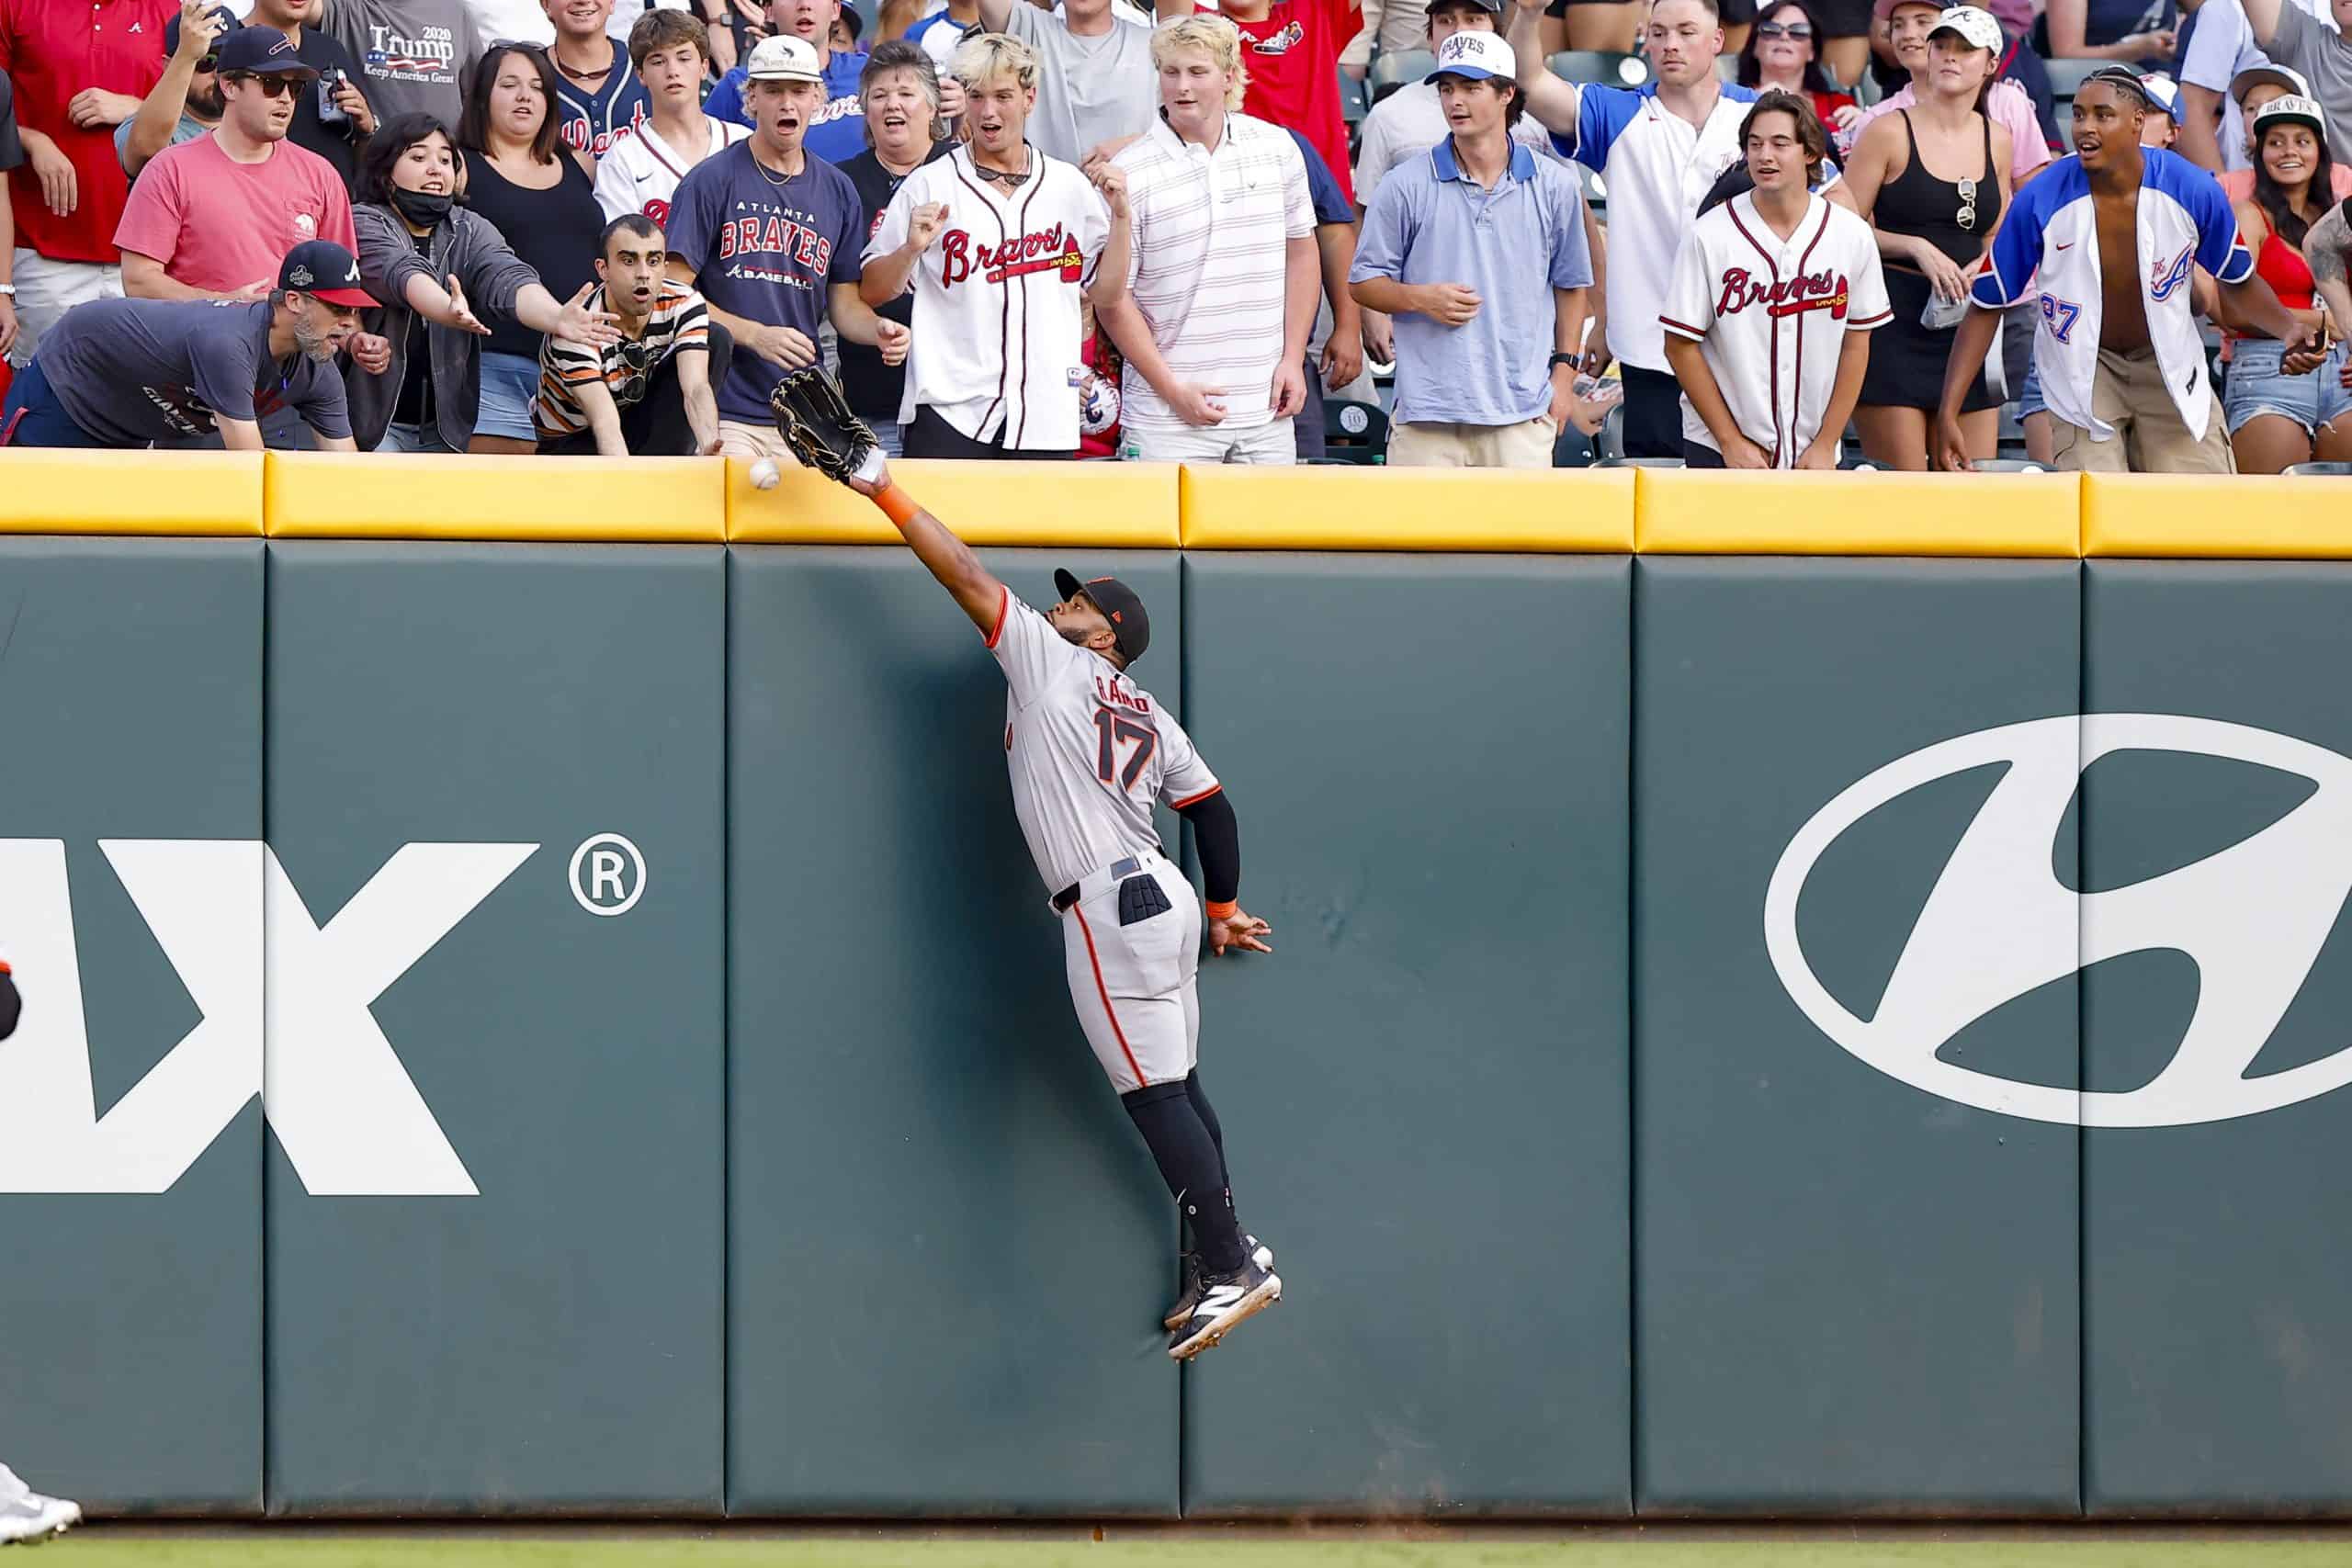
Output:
[1633, 558, 2081, 1515]
[2081, 562, 2352, 1515]
[264, 544, 726, 1514]
[727, 547, 1185, 1516]
[1178, 554, 1633, 1516]
[0, 540, 264, 1514]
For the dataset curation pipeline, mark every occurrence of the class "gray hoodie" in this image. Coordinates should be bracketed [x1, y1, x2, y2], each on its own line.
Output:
[345, 201, 540, 451]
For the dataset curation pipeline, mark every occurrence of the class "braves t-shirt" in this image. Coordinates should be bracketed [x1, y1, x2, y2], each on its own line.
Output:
[1201, 0, 1355, 205]
[662, 140, 865, 422]
[705, 49, 867, 166]
[37, 297, 351, 444]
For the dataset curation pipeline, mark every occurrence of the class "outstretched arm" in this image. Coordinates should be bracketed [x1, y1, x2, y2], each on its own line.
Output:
[1178, 788, 1272, 955]
[846, 457, 1008, 634]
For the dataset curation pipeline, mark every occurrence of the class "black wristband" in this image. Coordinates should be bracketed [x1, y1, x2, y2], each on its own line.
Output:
[1549, 350, 1583, 372]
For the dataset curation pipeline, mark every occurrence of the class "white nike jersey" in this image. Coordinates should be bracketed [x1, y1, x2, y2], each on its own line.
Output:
[591, 115, 751, 226]
[868, 143, 1112, 450]
[987, 588, 1218, 895]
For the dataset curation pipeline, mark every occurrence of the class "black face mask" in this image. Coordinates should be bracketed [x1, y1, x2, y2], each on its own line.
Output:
[390, 186, 453, 225]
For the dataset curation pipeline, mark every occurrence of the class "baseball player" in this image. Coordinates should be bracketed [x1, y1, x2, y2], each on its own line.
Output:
[766, 368, 1283, 1360]
[858, 31, 1134, 459]
[0, 968, 75, 1547]
[1660, 90, 1891, 468]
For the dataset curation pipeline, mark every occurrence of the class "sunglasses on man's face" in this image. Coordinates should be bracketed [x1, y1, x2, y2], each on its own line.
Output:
[1756, 19, 1814, 37]
[227, 72, 303, 97]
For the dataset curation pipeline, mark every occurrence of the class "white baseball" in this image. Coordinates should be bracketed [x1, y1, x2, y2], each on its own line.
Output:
[750, 458, 781, 491]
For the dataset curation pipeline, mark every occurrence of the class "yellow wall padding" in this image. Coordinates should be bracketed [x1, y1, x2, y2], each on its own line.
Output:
[2083, 473, 2352, 558]
[0, 450, 264, 536]
[1635, 468, 2084, 556]
[729, 457, 1182, 546]
[265, 453, 725, 541]
[1179, 464, 1634, 551]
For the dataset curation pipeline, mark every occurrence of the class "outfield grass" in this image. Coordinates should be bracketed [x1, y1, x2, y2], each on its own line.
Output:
[37, 1532, 2352, 1568]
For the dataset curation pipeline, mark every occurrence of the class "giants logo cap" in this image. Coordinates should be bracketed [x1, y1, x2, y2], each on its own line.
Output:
[1055, 570, 1151, 666]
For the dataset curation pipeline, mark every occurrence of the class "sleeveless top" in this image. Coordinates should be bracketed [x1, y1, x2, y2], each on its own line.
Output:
[2256, 230, 2316, 311]
[1878, 108, 2003, 269]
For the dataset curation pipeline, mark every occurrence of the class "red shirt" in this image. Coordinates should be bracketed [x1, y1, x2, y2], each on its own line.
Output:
[0, 0, 176, 264]
[114, 134, 356, 295]
[1203, 0, 1357, 205]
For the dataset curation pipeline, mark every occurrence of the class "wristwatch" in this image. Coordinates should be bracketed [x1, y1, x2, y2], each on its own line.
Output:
[0, 285, 19, 298]
[1548, 350, 1582, 372]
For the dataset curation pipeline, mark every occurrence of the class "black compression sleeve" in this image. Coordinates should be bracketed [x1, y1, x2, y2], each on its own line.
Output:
[1179, 789, 1240, 906]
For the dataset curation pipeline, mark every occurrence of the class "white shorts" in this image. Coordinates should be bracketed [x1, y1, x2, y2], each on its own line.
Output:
[10, 250, 121, 369]
[1057, 852, 1202, 1095]
[1122, 416, 1295, 465]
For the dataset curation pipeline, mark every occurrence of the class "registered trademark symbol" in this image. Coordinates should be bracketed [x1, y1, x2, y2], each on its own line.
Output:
[569, 833, 646, 917]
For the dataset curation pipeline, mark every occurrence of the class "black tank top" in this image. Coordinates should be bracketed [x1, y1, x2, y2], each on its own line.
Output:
[1878, 108, 2002, 269]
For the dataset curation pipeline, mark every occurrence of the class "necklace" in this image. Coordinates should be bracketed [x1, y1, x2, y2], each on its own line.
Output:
[752, 147, 801, 186]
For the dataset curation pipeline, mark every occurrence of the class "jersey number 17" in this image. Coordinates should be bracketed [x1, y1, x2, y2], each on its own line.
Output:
[1092, 707, 1157, 790]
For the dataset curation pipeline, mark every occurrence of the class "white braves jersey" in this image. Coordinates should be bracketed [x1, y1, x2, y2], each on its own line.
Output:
[591, 115, 751, 226]
[868, 144, 1112, 449]
[1661, 190, 1891, 466]
[987, 588, 1219, 896]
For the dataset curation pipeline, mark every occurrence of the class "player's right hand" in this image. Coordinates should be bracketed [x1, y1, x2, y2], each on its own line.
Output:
[1415, 282, 1482, 327]
[907, 202, 950, 253]
[1167, 381, 1227, 426]
[1209, 908, 1272, 957]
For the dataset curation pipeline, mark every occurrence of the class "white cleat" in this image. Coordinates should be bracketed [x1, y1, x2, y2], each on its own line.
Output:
[0, 1489, 81, 1546]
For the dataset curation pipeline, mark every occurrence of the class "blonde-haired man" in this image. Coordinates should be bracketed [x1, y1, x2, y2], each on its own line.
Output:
[862, 32, 1136, 457]
[1096, 16, 1318, 461]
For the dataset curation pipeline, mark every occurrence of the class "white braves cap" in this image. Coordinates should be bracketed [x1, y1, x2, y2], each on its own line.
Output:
[1928, 6, 2002, 51]
[2231, 61, 2310, 106]
[2141, 72, 2184, 123]
[745, 34, 822, 83]
[1424, 28, 1516, 84]
[2253, 92, 2328, 138]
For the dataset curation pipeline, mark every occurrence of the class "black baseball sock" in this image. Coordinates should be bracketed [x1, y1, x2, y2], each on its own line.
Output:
[1122, 1081, 1247, 1276]
[1184, 1069, 1230, 1190]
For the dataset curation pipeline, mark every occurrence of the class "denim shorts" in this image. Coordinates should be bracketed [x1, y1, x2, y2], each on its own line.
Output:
[473, 349, 542, 442]
[2015, 350, 2045, 421]
[2223, 338, 2352, 436]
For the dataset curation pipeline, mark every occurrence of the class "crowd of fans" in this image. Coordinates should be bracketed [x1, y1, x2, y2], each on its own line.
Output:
[0, 0, 2346, 472]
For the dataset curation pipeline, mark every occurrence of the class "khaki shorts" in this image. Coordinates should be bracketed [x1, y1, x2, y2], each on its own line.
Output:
[2050, 346, 2236, 475]
[717, 420, 803, 463]
[1388, 415, 1557, 469]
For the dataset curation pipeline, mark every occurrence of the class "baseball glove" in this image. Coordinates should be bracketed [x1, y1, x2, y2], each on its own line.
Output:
[769, 368, 886, 487]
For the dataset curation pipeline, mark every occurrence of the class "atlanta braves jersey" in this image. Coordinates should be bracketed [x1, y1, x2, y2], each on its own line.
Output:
[868, 144, 1112, 449]
[590, 115, 751, 225]
[1969, 148, 2251, 442]
[986, 587, 1218, 898]
[1661, 190, 1891, 466]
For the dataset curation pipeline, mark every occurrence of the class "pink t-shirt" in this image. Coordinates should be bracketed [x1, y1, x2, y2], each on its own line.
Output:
[113, 132, 356, 296]
[1845, 80, 2052, 186]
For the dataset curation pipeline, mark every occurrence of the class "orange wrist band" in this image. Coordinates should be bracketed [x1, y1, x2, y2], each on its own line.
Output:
[1205, 899, 1238, 921]
[876, 484, 920, 528]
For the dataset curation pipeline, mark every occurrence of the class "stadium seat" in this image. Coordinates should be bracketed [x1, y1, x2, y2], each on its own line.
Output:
[1340, 67, 1369, 125]
[1551, 50, 1651, 86]
[1598, 456, 1686, 467]
[1576, 161, 1608, 215]
[2043, 57, 2107, 97]
[1324, 398, 1392, 462]
[1971, 457, 2055, 472]
[2283, 460, 2352, 475]
[1371, 49, 1436, 103]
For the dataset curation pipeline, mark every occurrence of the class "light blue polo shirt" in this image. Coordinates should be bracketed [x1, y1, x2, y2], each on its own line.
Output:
[1350, 137, 1594, 427]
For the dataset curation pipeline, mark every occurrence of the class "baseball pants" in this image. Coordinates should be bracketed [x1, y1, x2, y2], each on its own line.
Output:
[1058, 852, 1202, 1095]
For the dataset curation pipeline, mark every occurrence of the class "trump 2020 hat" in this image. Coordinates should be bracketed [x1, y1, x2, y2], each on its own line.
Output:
[278, 241, 374, 308]
[1927, 5, 2002, 51]
[745, 34, 824, 83]
[163, 4, 239, 62]
[1425, 29, 1516, 84]
[1055, 569, 1150, 666]
[217, 24, 317, 77]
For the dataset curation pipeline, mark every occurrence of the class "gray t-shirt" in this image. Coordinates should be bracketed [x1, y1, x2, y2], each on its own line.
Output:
[115, 111, 209, 175]
[2267, 4, 2352, 164]
[319, 0, 484, 131]
[38, 298, 352, 446]
[1001, 2, 1156, 165]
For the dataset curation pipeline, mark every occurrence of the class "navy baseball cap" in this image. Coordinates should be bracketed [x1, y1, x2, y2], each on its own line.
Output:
[164, 4, 240, 62]
[278, 241, 374, 308]
[218, 25, 318, 77]
[1055, 569, 1150, 666]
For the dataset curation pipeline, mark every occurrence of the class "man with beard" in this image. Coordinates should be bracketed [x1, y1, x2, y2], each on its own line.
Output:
[1938, 67, 2317, 470]
[0, 238, 365, 447]
[535, 213, 725, 453]
[119, 3, 236, 180]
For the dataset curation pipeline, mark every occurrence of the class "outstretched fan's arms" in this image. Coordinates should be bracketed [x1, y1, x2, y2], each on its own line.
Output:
[771, 369, 1006, 633]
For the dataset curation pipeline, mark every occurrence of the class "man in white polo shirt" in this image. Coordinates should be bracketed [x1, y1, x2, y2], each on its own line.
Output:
[1098, 15, 1317, 462]
[1508, 0, 1775, 455]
